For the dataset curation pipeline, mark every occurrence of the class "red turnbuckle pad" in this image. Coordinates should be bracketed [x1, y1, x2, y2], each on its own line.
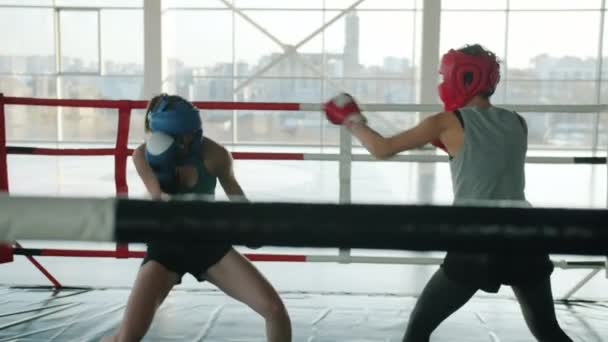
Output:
[0, 242, 14, 264]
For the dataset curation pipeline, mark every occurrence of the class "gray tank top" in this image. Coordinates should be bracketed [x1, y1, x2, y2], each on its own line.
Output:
[450, 106, 527, 204]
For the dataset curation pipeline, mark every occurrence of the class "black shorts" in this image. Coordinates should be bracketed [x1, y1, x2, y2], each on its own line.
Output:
[143, 242, 232, 284]
[441, 252, 554, 293]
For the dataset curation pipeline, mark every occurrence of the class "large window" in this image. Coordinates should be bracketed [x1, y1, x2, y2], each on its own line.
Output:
[1, 0, 606, 205]
[0, 1, 143, 143]
[441, 1, 607, 150]
[162, 1, 421, 146]
[4, 0, 604, 149]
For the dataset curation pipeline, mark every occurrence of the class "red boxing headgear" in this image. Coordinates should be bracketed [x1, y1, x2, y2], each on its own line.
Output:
[438, 49, 500, 111]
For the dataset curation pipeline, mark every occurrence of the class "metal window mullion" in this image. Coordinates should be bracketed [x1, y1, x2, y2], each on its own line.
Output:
[232, 4, 237, 145]
[417, 0, 441, 203]
[54, 7, 61, 74]
[419, 1, 440, 105]
[338, 130, 352, 204]
[593, 3, 606, 154]
[597, 2, 608, 209]
[606, 110, 608, 207]
[53, 1, 64, 195]
[321, 0, 327, 153]
[97, 9, 102, 75]
[411, 3, 418, 102]
[336, 0, 359, 205]
[503, 0, 510, 101]
[143, 0, 162, 98]
[54, 8, 63, 142]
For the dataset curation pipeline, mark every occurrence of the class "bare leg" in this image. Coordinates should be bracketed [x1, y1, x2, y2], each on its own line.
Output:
[205, 248, 292, 342]
[102, 261, 178, 342]
[403, 268, 478, 342]
[512, 278, 573, 342]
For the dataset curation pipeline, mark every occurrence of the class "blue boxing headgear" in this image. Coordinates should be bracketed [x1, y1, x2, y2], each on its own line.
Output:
[147, 94, 202, 166]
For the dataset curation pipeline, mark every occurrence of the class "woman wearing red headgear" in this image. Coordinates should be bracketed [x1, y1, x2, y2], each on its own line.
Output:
[324, 45, 572, 342]
[103, 94, 291, 342]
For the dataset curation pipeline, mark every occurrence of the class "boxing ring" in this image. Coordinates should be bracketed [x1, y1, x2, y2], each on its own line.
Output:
[1, 95, 608, 340]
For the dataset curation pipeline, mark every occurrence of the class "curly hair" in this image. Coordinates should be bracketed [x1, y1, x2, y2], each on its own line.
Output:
[457, 44, 500, 98]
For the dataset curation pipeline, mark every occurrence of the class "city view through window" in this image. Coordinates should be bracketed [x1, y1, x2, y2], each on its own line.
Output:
[1, 2, 607, 151]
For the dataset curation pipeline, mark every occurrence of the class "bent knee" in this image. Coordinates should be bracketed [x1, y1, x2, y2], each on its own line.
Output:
[528, 321, 570, 342]
[530, 329, 569, 342]
[258, 298, 288, 320]
[116, 331, 146, 342]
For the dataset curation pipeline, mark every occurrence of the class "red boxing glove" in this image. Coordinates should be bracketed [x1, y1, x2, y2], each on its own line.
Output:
[324, 93, 367, 129]
[431, 139, 448, 153]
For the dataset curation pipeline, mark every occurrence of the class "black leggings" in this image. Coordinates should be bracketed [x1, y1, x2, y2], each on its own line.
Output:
[402, 269, 573, 342]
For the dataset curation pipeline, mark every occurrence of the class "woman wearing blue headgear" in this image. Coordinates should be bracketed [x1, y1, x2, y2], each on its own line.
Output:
[104, 94, 292, 342]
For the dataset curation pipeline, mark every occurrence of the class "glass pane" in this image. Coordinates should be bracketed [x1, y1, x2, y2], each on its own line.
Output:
[234, 76, 323, 144]
[603, 18, 608, 80]
[489, 81, 506, 104]
[324, 0, 417, 10]
[202, 110, 233, 144]
[599, 113, 608, 149]
[60, 10, 100, 73]
[0, 8, 55, 74]
[235, 11, 323, 77]
[236, 110, 320, 145]
[234, 0, 323, 8]
[191, 77, 233, 100]
[331, 79, 416, 103]
[357, 162, 453, 204]
[101, 10, 144, 75]
[358, 0, 416, 9]
[239, 52, 326, 78]
[352, 162, 446, 204]
[128, 109, 147, 144]
[5, 105, 58, 142]
[507, 12, 600, 78]
[526, 164, 606, 208]
[520, 112, 599, 148]
[509, 0, 601, 10]
[0, 75, 56, 97]
[8, 156, 118, 197]
[1, 75, 57, 141]
[440, 12, 506, 61]
[233, 8, 277, 76]
[61, 108, 118, 142]
[163, 10, 232, 79]
[233, 160, 338, 203]
[442, 0, 506, 10]
[324, 11, 416, 77]
[510, 55, 598, 81]
[55, 0, 142, 7]
[0, 0, 52, 5]
[162, 0, 228, 9]
[355, 112, 418, 144]
[601, 81, 608, 104]
[236, 78, 322, 102]
[59, 76, 144, 99]
[506, 80, 597, 104]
